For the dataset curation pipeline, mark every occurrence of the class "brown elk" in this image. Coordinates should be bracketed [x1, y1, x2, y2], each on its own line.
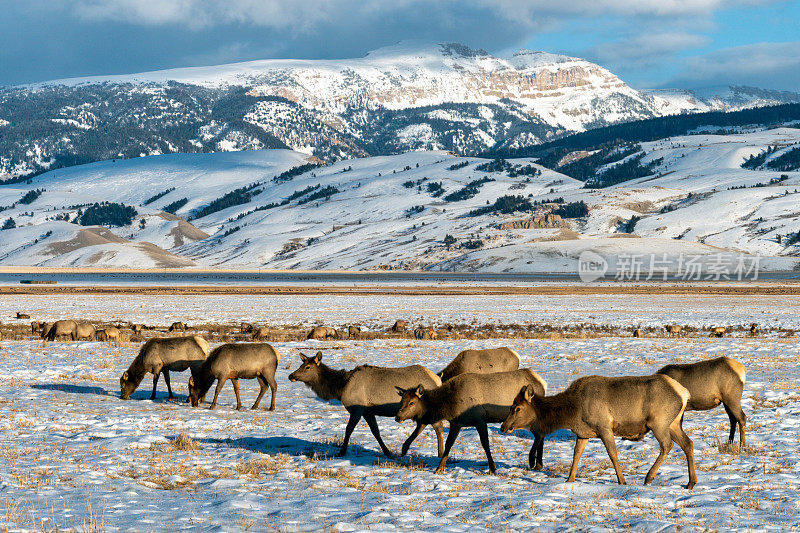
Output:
[710, 326, 726, 338]
[252, 326, 270, 341]
[95, 326, 120, 342]
[633, 329, 643, 338]
[391, 320, 407, 333]
[289, 351, 444, 458]
[307, 326, 339, 340]
[188, 343, 279, 411]
[414, 328, 438, 340]
[75, 322, 95, 341]
[45, 320, 77, 341]
[438, 347, 520, 382]
[16, 312, 30, 319]
[120, 335, 209, 400]
[396, 369, 547, 474]
[749, 323, 758, 336]
[168, 321, 186, 332]
[664, 325, 683, 336]
[657, 356, 747, 446]
[501, 374, 697, 489]
[31, 321, 42, 335]
[348, 325, 361, 339]
[240, 322, 254, 334]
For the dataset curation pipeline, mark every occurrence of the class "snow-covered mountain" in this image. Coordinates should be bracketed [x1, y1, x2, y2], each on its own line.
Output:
[2, 41, 799, 181]
[1, 125, 799, 271]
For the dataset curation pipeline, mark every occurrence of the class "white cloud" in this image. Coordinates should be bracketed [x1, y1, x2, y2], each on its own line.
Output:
[587, 33, 711, 71]
[670, 40, 800, 89]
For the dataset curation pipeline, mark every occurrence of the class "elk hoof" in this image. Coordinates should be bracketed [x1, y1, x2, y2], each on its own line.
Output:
[686, 481, 696, 490]
[533, 463, 543, 471]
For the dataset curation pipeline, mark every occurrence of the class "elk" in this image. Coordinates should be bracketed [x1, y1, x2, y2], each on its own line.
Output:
[45, 320, 77, 341]
[414, 328, 438, 340]
[391, 320, 407, 333]
[95, 326, 120, 342]
[710, 326, 726, 338]
[307, 326, 339, 340]
[633, 329, 643, 338]
[240, 322, 254, 334]
[188, 343, 279, 411]
[396, 369, 547, 474]
[131, 324, 144, 335]
[348, 325, 361, 339]
[30, 321, 42, 335]
[16, 312, 30, 320]
[665, 324, 683, 336]
[252, 326, 270, 341]
[168, 321, 186, 332]
[289, 351, 444, 458]
[501, 374, 697, 489]
[657, 356, 747, 446]
[749, 323, 758, 336]
[75, 322, 95, 341]
[438, 347, 520, 382]
[120, 335, 209, 400]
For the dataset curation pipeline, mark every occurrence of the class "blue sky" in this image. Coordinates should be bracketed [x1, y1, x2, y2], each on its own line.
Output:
[1, 0, 798, 90]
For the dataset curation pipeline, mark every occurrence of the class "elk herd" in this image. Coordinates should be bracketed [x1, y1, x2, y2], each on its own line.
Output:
[18, 316, 751, 490]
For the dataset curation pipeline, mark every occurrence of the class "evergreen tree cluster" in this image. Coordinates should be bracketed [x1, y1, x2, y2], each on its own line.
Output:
[765, 146, 800, 171]
[272, 163, 321, 183]
[78, 202, 137, 227]
[443, 177, 495, 202]
[297, 185, 339, 205]
[163, 198, 189, 214]
[191, 183, 263, 219]
[468, 195, 533, 217]
[143, 187, 176, 205]
[552, 201, 589, 219]
[426, 181, 445, 197]
[18, 188, 45, 205]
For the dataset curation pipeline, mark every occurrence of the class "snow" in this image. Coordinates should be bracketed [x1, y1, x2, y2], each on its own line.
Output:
[0, 293, 797, 530]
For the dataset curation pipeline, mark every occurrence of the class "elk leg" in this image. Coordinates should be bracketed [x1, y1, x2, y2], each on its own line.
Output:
[644, 426, 672, 486]
[252, 375, 268, 410]
[163, 370, 174, 399]
[566, 438, 588, 482]
[209, 377, 226, 410]
[364, 414, 394, 458]
[669, 418, 697, 489]
[530, 433, 544, 470]
[435, 423, 462, 474]
[723, 402, 746, 448]
[150, 372, 160, 400]
[598, 430, 626, 485]
[338, 409, 362, 457]
[433, 421, 445, 458]
[401, 422, 426, 456]
[266, 373, 277, 411]
[475, 421, 496, 474]
[231, 378, 243, 410]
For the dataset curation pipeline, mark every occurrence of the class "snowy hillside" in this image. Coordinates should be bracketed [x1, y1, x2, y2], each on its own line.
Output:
[2, 42, 799, 180]
[1, 125, 800, 271]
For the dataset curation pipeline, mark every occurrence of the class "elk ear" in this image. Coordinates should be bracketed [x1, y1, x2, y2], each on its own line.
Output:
[523, 384, 535, 402]
[395, 386, 406, 397]
[314, 352, 322, 364]
[299, 353, 309, 362]
[414, 385, 425, 398]
[122, 371, 128, 381]
[188, 376, 194, 387]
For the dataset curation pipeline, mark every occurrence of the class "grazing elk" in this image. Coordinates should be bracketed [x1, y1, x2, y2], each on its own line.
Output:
[39, 322, 51, 339]
[45, 320, 77, 341]
[240, 322, 254, 334]
[168, 321, 186, 332]
[665, 325, 683, 336]
[633, 329, 643, 338]
[391, 320, 407, 333]
[188, 343, 279, 411]
[396, 369, 547, 473]
[289, 351, 444, 458]
[252, 326, 270, 341]
[307, 326, 339, 340]
[413, 327, 438, 340]
[657, 356, 747, 446]
[438, 347, 520, 382]
[501, 375, 697, 489]
[348, 325, 361, 339]
[120, 335, 209, 400]
[131, 324, 144, 335]
[749, 323, 758, 336]
[31, 321, 42, 335]
[75, 322, 95, 341]
[710, 326, 727, 338]
[95, 326, 120, 342]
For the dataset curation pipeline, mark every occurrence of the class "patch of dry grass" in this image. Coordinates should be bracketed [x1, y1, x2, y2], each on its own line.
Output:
[170, 434, 200, 452]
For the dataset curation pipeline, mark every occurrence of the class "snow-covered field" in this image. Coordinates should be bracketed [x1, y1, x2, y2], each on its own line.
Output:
[1, 294, 799, 531]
